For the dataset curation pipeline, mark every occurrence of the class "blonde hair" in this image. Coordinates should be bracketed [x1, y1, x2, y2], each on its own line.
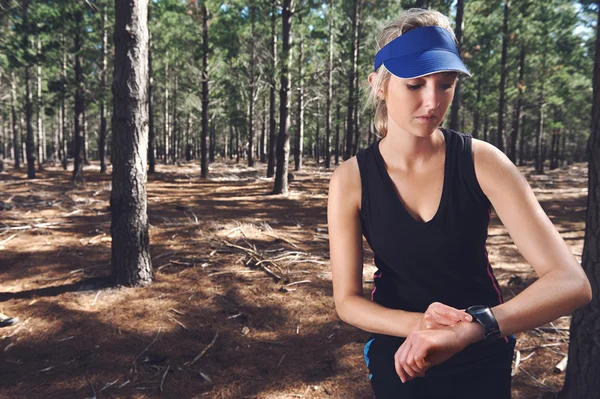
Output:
[366, 9, 457, 138]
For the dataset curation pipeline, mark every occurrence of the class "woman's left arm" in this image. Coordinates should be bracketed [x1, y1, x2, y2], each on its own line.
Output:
[394, 140, 592, 383]
[472, 139, 592, 337]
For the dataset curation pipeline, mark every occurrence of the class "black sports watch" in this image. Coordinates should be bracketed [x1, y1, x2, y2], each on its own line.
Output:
[465, 305, 501, 342]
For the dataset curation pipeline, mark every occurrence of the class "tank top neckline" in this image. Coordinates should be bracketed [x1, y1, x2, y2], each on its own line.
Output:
[373, 127, 451, 228]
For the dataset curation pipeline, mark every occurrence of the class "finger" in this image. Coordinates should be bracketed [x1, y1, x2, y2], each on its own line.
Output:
[434, 303, 471, 324]
[395, 343, 409, 383]
[399, 337, 425, 378]
[396, 340, 416, 379]
[405, 339, 426, 377]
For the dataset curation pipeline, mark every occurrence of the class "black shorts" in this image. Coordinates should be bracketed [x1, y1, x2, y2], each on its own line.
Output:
[364, 335, 516, 399]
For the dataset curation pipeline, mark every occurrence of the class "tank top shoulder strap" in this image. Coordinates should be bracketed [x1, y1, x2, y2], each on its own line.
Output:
[355, 143, 377, 221]
[446, 128, 491, 207]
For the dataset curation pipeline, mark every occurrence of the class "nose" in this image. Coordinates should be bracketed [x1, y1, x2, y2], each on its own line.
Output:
[423, 84, 440, 111]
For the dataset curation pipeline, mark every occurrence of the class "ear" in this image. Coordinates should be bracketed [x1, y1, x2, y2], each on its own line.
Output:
[368, 72, 385, 100]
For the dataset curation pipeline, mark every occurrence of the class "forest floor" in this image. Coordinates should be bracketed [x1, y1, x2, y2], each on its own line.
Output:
[0, 158, 587, 399]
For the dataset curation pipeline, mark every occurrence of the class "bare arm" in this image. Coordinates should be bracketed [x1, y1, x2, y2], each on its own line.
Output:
[328, 158, 470, 338]
[472, 139, 592, 336]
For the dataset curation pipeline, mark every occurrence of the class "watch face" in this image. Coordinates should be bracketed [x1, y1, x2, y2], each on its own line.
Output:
[468, 305, 487, 315]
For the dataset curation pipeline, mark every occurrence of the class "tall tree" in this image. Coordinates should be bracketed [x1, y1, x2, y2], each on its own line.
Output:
[325, 0, 334, 169]
[111, 0, 152, 287]
[200, 2, 209, 178]
[100, 4, 109, 173]
[23, 0, 35, 178]
[147, 2, 155, 174]
[273, 0, 293, 195]
[344, 0, 359, 160]
[560, 2, 600, 397]
[496, 0, 510, 152]
[294, 8, 304, 171]
[449, 0, 464, 131]
[267, 2, 277, 178]
[72, 7, 85, 182]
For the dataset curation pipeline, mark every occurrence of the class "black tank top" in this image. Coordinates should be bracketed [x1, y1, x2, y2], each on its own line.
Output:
[356, 127, 515, 372]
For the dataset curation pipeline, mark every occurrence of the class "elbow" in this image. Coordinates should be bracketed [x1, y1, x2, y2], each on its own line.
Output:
[580, 277, 593, 306]
[334, 296, 352, 324]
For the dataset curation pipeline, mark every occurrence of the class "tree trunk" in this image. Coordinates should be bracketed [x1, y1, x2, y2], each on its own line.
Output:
[509, 46, 525, 163]
[294, 10, 304, 171]
[23, 1, 35, 178]
[560, 5, 600, 396]
[200, 3, 209, 178]
[267, 2, 278, 178]
[535, 83, 545, 174]
[248, 5, 256, 167]
[352, 21, 362, 155]
[209, 120, 215, 163]
[345, 0, 359, 160]
[61, 35, 68, 170]
[483, 116, 489, 142]
[11, 75, 20, 169]
[261, 96, 267, 163]
[235, 126, 240, 163]
[496, 0, 509, 153]
[172, 73, 178, 162]
[163, 52, 170, 164]
[449, 0, 464, 130]
[111, 0, 152, 287]
[273, 0, 293, 195]
[147, 3, 155, 174]
[518, 114, 526, 166]
[335, 85, 340, 166]
[37, 36, 45, 169]
[83, 106, 89, 165]
[550, 129, 560, 170]
[72, 8, 84, 183]
[325, 0, 334, 169]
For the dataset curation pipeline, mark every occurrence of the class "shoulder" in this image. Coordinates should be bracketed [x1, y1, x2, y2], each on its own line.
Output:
[328, 156, 361, 212]
[471, 138, 527, 199]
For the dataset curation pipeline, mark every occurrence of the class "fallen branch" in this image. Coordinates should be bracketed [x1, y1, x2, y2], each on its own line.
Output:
[160, 364, 170, 392]
[0, 234, 17, 246]
[168, 316, 190, 332]
[132, 328, 162, 373]
[186, 331, 219, 366]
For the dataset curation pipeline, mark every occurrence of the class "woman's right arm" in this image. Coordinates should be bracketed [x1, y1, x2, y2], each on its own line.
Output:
[327, 158, 470, 337]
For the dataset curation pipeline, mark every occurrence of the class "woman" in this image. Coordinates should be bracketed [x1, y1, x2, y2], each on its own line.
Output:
[327, 8, 592, 399]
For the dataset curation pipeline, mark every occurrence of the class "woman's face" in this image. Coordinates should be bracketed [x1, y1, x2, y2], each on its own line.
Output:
[375, 71, 458, 138]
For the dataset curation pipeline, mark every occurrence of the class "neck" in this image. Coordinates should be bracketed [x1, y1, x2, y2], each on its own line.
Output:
[379, 125, 445, 170]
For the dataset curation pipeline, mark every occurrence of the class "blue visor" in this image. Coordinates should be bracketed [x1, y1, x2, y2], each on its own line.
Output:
[374, 26, 471, 79]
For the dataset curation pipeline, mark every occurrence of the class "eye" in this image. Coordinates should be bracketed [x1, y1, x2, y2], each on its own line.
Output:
[440, 83, 455, 90]
[407, 84, 422, 90]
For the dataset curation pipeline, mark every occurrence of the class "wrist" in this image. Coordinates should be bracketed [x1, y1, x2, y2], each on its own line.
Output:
[455, 320, 484, 345]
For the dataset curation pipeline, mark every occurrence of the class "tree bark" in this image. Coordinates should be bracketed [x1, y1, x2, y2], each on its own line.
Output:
[248, 4, 256, 167]
[273, 0, 293, 195]
[200, 2, 209, 178]
[294, 10, 304, 171]
[111, 0, 152, 287]
[72, 8, 84, 182]
[560, 4, 600, 397]
[147, 3, 155, 174]
[23, 0, 35, 178]
[345, 0, 359, 160]
[509, 46, 525, 163]
[37, 36, 45, 169]
[335, 82, 341, 166]
[267, 2, 278, 178]
[61, 35, 68, 170]
[535, 83, 545, 174]
[163, 51, 170, 164]
[261, 96, 267, 163]
[172, 73, 178, 162]
[496, 0, 509, 152]
[449, 0, 464, 130]
[352, 20, 362, 155]
[325, 0, 334, 169]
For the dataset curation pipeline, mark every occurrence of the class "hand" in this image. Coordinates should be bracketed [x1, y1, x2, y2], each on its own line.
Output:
[415, 302, 473, 331]
[395, 321, 483, 383]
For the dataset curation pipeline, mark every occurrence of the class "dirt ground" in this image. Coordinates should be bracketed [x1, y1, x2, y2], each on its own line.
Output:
[0, 158, 587, 399]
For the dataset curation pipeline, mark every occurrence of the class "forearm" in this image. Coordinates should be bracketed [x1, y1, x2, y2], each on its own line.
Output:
[336, 295, 422, 338]
[492, 269, 592, 337]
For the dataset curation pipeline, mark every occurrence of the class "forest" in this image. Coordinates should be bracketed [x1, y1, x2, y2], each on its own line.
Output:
[1, 0, 599, 398]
